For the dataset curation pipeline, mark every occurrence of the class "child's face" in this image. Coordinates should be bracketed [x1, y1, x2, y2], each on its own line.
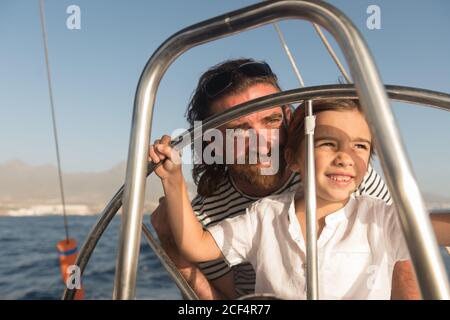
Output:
[293, 109, 372, 205]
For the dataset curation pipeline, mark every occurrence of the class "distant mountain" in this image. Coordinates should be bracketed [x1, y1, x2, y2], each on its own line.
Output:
[421, 192, 450, 204]
[422, 192, 450, 211]
[0, 159, 197, 215]
[1, 159, 448, 215]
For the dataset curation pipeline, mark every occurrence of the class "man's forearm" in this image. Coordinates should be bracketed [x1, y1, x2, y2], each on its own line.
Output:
[391, 260, 421, 300]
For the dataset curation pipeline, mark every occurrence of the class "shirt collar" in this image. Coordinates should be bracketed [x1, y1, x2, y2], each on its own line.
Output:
[286, 192, 357, 251]
[286, 192, 355, 225]
[324, 194, 356, 226]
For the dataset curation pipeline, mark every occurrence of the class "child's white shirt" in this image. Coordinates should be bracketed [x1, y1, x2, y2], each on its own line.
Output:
[207, 192, 410, 300]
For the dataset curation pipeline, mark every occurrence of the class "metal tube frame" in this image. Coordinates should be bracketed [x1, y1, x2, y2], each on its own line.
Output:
[141, 224, 199, 300]
[108, 3, 446, 300]
[304, 100, 319, 299]
[63, 84, 450, 300]
[116, 0, 450, 299]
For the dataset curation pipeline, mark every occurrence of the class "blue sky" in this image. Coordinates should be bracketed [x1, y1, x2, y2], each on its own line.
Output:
[1, 0, 449, 198]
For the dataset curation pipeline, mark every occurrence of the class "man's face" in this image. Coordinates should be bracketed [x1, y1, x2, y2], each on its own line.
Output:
[210, 83, 288, 191]
[294, 109, 371, 206]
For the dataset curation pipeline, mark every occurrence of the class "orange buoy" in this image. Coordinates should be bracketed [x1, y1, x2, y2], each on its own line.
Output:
[56, 238, 84, 300]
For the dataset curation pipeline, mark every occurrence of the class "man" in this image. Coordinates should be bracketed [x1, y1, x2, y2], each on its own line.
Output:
[150, 58, 426, 299]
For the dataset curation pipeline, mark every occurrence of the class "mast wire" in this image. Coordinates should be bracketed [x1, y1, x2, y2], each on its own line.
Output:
[39, 0, 70, 242]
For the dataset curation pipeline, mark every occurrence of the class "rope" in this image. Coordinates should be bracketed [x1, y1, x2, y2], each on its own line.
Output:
[39, 0, 70, 242]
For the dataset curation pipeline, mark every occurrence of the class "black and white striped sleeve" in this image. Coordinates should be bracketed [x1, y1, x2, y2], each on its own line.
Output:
[191, 191, 235, 281]
[356, 164, 392, 204]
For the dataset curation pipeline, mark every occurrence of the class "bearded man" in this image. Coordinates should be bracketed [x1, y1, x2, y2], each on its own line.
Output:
[150, 58, 424, 299]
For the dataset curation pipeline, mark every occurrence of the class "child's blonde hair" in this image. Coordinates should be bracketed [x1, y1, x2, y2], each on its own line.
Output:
[286, 99, 375, 163]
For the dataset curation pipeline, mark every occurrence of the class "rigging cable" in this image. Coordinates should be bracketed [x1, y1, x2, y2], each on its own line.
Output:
[271, 21, 352, 85]
[39, 0, 84, 299]
[272, 22, 306, 87]
[265, 0, 351, 85]
[38, 0, 70, 241]
[312, 23, 352, 84]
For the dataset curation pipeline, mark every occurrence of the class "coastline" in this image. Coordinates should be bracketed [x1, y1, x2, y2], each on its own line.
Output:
[1, 202, 447, 217]
[0, 202, 159, 217]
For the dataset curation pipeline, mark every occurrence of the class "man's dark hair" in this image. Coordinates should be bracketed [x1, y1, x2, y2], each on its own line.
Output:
[185, 58, 281, 196]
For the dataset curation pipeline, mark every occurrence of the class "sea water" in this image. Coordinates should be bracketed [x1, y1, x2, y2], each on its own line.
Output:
[0, 216, 449, 299]
[0, 215, 181, 299]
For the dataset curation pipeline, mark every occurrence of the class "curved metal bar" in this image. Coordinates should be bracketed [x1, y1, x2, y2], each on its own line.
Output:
[116, 0, 450, 298]
[62, 186, 124, 300]
[182, 85, 450, 148]
[141, 224, 199, 300]
[63, 195, 198, 300]
[65, 84, 450, 299]
[62, 164, 155, 300]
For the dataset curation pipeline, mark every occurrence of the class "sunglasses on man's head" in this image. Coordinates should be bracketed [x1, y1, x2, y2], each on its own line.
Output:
[203, 61, 274, 99]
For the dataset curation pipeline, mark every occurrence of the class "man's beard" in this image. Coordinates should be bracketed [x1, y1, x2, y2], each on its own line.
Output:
[228, 145, 288, 193]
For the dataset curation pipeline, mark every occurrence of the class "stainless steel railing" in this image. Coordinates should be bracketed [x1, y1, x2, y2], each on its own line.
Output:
[63, 84, 450, 300]
[141, 224, 199, 300]
[304, 99, 319, 299]
[115, 0, 450, 300]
